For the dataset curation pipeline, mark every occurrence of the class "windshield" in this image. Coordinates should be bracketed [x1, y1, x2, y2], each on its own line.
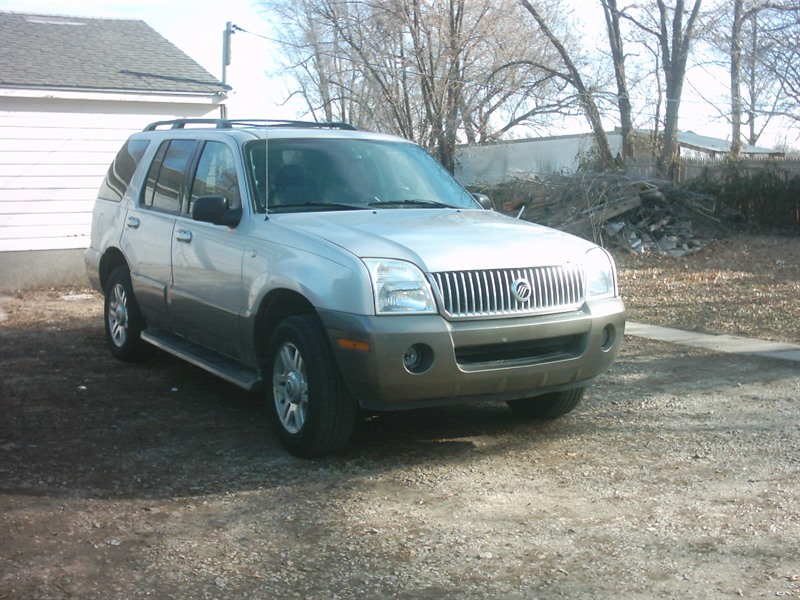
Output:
[245, 138, 478, 213]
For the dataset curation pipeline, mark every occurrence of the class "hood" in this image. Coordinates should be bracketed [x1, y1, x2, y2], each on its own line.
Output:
[275, 209, 595, 272]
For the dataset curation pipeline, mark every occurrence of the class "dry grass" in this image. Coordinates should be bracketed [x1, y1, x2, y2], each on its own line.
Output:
[614, 233, 800, 343]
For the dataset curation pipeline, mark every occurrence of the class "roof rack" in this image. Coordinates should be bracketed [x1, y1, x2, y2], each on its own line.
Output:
[143, 118, 357, 132]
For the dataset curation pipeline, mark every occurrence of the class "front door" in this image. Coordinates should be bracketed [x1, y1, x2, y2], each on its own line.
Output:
[170, 140, 247, 360]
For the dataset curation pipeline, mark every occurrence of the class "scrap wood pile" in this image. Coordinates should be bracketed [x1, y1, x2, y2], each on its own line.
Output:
[487, 172, 729, 256]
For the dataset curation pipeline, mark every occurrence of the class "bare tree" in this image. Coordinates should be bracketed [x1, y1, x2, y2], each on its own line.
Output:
[516, 0, 688, 168]
[267, 0, 363, 123]
[263, 0, 570, 172]
[739, 3, 800, 143]
[622, 0, 704, 177]
[519, 0, 616, 167]
[699, 0, 798, 152]
[271, 0, 784, 174]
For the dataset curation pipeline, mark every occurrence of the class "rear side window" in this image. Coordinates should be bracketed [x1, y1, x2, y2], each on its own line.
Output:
[142, 139, 197, 214]
[97, 139, 150, 202]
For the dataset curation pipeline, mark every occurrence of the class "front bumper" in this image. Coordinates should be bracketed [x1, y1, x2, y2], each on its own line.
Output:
[319, 298, 625, 410]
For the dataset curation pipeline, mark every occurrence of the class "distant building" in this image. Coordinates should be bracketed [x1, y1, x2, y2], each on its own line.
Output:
[675, 131, 785, 159]
[0, 11, 228, 291]
[455, 130, 785, 187]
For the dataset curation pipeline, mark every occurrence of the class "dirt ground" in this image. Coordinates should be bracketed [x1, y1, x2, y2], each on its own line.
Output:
[616, 233, 800, 344]
[1, 233, 798, 599]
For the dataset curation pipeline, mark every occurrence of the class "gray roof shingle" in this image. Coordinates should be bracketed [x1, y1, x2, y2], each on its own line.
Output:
[0, 12, 227, 95]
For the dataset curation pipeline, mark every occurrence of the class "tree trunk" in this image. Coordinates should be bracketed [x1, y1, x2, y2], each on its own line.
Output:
[657, 0, 704, 181]
[601, 0, 634, 159]
[747, 11, 759, 146]
[730, 0, 744, 156]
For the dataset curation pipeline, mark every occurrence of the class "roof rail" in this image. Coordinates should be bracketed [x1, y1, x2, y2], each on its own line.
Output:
[143, 118, 357, 132]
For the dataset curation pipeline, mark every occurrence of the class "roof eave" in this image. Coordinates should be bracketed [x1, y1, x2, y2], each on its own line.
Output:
[680, 142, 784, 157]
[0, 86, 227, 104]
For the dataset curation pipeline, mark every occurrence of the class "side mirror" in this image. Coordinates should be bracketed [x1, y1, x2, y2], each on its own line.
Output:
[192, 195, 241, 227]
[472, 192, 495, 211]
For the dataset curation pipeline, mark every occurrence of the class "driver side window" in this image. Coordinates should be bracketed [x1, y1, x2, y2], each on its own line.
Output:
[189, 141, 241, 213]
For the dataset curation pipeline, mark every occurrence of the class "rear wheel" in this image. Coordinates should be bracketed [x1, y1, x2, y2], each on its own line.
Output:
[104, 266, 152, 362]
[506, 387, 585, 419]
[266, 315, 356, 457]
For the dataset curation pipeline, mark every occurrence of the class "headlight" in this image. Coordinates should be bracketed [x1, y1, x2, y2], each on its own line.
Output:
[363, 259, 437, 315]
[585, 248, 618, 299]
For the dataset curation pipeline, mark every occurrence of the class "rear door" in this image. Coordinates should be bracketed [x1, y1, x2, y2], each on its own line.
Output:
[120, 138, 198, 329]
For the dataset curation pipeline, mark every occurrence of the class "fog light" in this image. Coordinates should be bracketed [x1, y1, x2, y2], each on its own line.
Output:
[402, 344, 433, 374]
[403, 346, 422, 370]
[601, 324, 614, 351]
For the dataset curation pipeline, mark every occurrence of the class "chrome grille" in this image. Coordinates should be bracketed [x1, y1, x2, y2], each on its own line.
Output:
[430, 265, 585, 319]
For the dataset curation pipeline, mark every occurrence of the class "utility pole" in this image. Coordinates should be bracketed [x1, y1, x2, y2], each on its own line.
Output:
[221, 21, 233, 119]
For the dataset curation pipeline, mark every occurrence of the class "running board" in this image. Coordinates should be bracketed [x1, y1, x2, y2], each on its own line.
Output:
[141, 329, 262, 391]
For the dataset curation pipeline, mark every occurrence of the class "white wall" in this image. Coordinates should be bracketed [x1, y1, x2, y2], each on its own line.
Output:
[455, 133, 624, 187]
[0, 95, 221, 253]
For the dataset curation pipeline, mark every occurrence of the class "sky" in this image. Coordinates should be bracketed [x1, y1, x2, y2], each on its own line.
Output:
[2, 0, 295, 118]
[2, 0, 796, 149]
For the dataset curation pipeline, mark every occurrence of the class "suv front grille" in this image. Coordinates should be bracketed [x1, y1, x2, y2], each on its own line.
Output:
[430, 265, 585, 319]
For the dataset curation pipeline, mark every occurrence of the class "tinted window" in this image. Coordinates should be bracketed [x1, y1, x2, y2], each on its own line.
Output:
[142, 140, 197, 214]
[245, 138, 476, 213]
[189, 141, 241, 211]
[97, 139, 150, 202]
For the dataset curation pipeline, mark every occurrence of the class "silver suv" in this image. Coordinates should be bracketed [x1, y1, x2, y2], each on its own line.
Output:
[85, 119, 625, 457]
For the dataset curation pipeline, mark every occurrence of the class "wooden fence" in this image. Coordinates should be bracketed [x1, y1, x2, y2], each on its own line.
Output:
[624, 156, 800, 228]
[625, 156, 800, 183]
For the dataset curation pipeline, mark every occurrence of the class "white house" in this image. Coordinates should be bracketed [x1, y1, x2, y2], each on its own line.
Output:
[0, 12, 228, 291]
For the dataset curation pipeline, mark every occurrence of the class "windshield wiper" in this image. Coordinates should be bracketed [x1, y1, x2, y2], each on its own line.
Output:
[272, 201, 364, 212]
[368, 199, 450, 208]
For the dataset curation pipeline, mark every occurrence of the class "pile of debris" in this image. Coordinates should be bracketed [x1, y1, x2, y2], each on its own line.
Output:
[488, 172, 728, 256]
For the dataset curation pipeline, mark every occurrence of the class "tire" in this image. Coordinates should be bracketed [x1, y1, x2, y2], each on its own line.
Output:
[507, 387, 585, 419]
[266, 315, 357, 457]
[104, 266, 153, 362]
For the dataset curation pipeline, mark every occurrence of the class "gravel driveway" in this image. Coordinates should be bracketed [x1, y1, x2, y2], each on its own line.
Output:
[1, 269, 799, 598]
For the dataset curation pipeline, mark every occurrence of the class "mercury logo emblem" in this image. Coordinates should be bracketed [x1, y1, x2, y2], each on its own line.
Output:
[511, 278, 532, 302]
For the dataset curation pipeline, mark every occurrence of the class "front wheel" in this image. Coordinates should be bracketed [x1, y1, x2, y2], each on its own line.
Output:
[266, 315, 356, 457]
[506, 387, 585, 419]
[104, 266, 152, 362]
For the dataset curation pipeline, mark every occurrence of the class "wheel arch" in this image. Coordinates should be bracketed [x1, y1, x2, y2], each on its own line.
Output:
[98, 248, 129, 294]
[253, 289, 317, 369]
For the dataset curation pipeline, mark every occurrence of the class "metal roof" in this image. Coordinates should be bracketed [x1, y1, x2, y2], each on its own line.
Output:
[0, 11, 228, 95]
[678, 131, 781, 156]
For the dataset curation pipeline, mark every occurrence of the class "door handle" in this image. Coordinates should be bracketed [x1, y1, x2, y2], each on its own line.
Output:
[126, 216, 140, 229]
[175, 229, 193, 243]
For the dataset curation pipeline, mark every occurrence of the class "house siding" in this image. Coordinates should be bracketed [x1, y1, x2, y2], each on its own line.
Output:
[0, 11, 228, 291]
[0, 96, 220, 255]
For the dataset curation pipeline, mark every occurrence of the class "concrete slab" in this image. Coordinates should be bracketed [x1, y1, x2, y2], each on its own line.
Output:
[625, 322, 800, 363]
[0, 249, 86, 292]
